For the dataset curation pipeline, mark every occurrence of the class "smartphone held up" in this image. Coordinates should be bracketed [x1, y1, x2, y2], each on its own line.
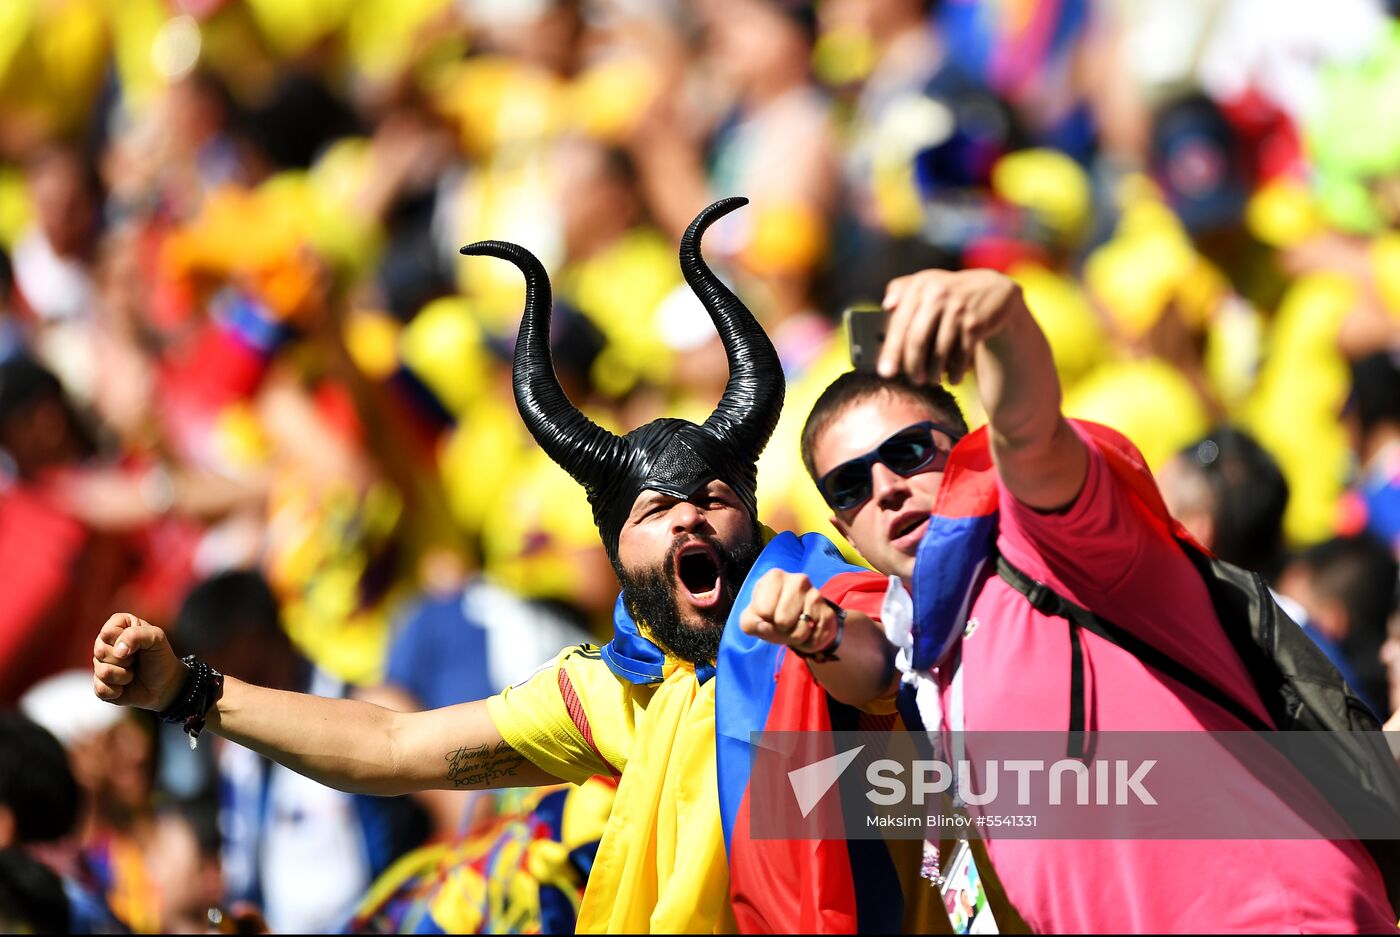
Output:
[844, 306, 889, 372]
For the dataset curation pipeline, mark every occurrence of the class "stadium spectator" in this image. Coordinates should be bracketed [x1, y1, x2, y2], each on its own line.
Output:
[0, 849, 70, 934]
[144, 800, 223, 934]
[0, 0, 1394, 929]
[779, 266, 1398, 932]
[1340, 351, 1400, 556]
[171, 569, 430, 934]
[1281, 534, 1398, 718]
[1160, 426, 1382, 710]
[0, 710, 124, 932]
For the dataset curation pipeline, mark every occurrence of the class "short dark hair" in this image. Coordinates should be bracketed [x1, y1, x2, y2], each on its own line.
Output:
[1295, 532, 1398, 712]
[1299, 534, 1399, 644]
[0, 849, 69, 934]
[173, 569, 282, 658]
[800, 371, 968, 481]
[0, 713, 79, 844]
[1177, 426, 1289, 580]
[0, 356, 63, 431]
[0, 355, 95, 464]
[1348, 352, 1400, 438]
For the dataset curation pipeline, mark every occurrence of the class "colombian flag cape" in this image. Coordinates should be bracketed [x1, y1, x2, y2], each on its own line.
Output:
[715, 532, 904, 934]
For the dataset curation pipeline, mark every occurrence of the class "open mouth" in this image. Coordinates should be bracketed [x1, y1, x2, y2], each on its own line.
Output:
[890, 514, 929, 550]
[675, 542, 723, 608]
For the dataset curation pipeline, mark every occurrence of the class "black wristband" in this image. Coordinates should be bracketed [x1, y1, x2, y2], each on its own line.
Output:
[158, 656, 224, 748]
[791, 601, 845, 663]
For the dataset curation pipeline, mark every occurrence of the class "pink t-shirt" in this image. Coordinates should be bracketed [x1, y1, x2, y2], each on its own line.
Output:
[940, 424, 1397, 933]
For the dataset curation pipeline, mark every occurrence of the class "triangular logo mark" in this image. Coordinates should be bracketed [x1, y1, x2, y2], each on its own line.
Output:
[787, 745, 865, 818]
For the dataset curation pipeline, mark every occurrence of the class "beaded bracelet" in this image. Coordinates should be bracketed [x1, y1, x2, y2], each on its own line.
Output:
[157, 656, 224, 749]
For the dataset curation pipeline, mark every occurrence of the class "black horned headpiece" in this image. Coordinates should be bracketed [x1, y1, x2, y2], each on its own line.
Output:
[459, 197, 784, 566]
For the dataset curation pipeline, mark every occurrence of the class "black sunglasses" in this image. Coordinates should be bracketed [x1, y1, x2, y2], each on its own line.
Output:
[817, 420, 964, 511]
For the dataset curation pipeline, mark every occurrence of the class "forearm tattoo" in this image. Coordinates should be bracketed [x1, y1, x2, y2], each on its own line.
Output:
[444, 740, 526, 789]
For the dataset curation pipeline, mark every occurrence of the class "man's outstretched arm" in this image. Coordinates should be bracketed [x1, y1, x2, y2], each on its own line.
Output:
[879, 269, 1088, 511]
[92, 613, 562, 796]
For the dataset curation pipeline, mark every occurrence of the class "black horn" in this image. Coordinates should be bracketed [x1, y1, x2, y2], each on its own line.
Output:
[679, 197, 785, 459]
[459, 240, 625, 494]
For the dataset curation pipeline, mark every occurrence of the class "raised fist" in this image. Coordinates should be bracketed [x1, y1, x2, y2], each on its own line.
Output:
[739, 569, 842, 658]
[92, 613, 185, 712]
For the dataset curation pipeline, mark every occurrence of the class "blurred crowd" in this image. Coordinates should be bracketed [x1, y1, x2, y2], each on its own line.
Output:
[2, 0, 1400, 932]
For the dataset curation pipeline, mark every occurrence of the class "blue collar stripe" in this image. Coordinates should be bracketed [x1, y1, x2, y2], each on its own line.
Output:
[601, 593, 669, 685]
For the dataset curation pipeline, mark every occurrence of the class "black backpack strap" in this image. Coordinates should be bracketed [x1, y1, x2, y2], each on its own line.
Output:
[1067, 606, 1089, 760]
[994, 552, 1273, 742]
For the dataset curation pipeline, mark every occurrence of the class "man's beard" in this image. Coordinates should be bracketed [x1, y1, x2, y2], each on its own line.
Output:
[618, 529, 763, 667]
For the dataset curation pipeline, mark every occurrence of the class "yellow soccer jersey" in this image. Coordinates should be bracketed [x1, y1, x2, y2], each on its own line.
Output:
[487, 644, 640, 785]
[487, 645, 736, 934]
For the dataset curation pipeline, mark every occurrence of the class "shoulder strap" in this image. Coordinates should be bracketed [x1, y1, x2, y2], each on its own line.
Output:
[994, 552, 1271, 734]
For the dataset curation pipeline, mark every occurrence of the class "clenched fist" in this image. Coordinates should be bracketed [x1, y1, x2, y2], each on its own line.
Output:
[739, 569, 843, 658]
[92, 613, 186, 711]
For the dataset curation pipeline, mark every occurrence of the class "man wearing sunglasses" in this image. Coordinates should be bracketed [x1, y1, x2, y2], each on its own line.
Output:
[743, 268, 1048, 636]
[740, 267, 1397, 934]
